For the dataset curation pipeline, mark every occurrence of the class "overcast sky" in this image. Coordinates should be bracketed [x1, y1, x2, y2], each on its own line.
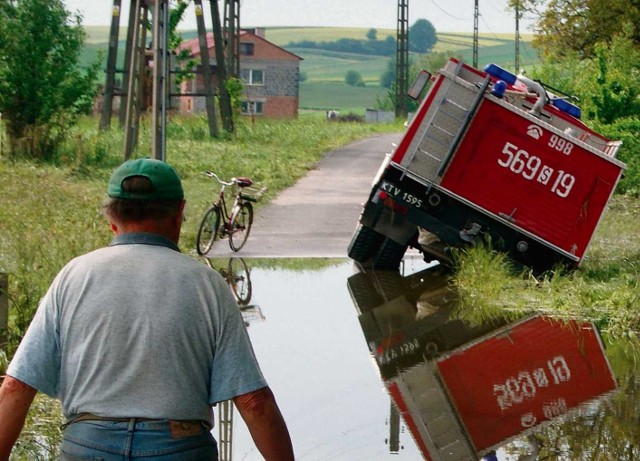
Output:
[64, 0, 537, 35]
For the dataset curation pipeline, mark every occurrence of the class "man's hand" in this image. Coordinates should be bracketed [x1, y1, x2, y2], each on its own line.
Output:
[0, 376, 37, 461]
[233, 386, 294, 461]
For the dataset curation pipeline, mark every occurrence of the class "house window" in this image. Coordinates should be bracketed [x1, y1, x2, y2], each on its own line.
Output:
[240, 42, 254, 56]
[240, 68, 264, 86]
[241, 101, 264, 115]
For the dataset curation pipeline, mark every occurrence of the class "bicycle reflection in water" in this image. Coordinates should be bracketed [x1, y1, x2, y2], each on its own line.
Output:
[200, 257, 265, 461]
[202, 257, 265, 326]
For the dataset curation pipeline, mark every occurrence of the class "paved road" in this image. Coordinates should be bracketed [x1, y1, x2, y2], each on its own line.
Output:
[206, 133, 402, 258]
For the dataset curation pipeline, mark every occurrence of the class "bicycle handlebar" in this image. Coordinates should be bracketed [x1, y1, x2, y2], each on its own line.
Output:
[204, 170, 236, 187]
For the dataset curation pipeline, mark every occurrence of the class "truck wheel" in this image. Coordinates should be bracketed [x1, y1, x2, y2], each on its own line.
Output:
[348, 225, 384, 263]
[372, 238, 407, 270]
[347, 272, 385, 313]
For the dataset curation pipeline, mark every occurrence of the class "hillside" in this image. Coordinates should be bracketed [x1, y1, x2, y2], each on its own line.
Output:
[82, 26, 539, 113]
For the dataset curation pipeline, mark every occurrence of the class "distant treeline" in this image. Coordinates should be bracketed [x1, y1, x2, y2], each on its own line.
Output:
[285, 37, 396, 57]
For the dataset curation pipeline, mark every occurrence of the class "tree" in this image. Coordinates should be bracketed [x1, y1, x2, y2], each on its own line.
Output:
[574, 28, 640, 124]
[510, 0, 640, 59]
[345, 70, 365, 87]
[0, 0, 100, 160]
[409, 19, 437, 53]
[380, 58, 396, 89]
[366, 28, 377, 40]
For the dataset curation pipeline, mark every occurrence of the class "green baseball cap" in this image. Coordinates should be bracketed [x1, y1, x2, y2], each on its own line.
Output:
[108, 158, 184, 200]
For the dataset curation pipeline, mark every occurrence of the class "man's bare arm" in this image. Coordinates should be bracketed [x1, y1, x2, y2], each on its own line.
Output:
[233, 386, 294, 461]
[0, 376, 37, 460]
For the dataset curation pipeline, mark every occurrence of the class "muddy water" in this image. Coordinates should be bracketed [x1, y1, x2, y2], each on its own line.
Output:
[217, 257, 640, 461]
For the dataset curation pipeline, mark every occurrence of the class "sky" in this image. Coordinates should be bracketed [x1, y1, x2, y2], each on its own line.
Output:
[64, 0, 537, 35]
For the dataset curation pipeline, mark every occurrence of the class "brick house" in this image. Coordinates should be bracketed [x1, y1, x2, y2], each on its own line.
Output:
[178, 29, 302, 118]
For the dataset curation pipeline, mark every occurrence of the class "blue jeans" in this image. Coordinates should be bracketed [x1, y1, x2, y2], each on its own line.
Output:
[61, 419, 218, 460]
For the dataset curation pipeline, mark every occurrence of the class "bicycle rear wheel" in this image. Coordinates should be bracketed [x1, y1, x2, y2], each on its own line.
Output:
[228, 258, 252, 305]
[196, 206, 221, 255]
[229, 202, 253, 251]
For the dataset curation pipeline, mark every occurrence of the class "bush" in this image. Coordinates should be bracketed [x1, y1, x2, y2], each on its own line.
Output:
[595, 117, 640, 196]
[345, 70, 365, 87]
[0, 0, 100, 161]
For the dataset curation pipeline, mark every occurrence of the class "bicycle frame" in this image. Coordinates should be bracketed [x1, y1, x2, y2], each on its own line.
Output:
[209, 174, 246, 237]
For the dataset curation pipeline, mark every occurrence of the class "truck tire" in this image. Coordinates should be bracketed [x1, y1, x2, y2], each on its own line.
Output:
[372, 237, 407, 270]
[348, 225, 385, 263]
[347, 272, 384, 313]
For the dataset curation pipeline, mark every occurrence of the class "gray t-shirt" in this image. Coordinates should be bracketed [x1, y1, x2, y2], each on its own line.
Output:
[7, 233, 266, 425]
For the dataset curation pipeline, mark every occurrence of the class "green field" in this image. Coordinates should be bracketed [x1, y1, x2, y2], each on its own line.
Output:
[292, 48, 389, 84]
[82, 26, 539, 113]
[257, 27, 397, 45]
[299, 82, 388, 112]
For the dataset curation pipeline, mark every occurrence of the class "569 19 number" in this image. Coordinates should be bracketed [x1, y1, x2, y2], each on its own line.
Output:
[498, 142, 576, 198]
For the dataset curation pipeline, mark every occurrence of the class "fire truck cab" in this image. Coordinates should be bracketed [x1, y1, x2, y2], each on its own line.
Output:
[348, 58, 627, 270]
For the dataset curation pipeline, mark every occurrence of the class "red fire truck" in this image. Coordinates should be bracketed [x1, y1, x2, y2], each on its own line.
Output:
[348, 58, 627, 270]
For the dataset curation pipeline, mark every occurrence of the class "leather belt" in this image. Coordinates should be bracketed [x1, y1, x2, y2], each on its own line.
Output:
[62, 413, 211, 431]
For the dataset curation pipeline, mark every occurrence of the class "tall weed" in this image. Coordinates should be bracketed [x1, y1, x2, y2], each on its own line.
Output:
[451, 196, 640, 338]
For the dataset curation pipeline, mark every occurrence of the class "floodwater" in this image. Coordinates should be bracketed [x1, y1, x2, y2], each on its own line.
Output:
[16, 256, 640, 460]
[204, 257, 640, 461]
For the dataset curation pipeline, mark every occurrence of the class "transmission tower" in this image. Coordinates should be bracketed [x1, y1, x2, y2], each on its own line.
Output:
[473, 0, 479, 68]
[395, 0, 409, 117]
[100, 0, 238, 160]
[121, 0, 152, 159]
[223, 0, 241, 78]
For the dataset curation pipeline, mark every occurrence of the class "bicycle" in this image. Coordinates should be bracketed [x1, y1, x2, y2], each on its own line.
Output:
[196, 171, 265, 255]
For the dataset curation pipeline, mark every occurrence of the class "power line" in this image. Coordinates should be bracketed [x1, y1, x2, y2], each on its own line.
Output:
[429, 0, 472, 21]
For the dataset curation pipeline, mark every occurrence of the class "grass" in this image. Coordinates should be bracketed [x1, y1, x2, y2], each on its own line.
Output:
[450, 194, 640, 340]
[0, 114, 403, 351]
[0, 114, 403, 456]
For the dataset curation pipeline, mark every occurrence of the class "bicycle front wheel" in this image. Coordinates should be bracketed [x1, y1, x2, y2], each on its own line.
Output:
[196, 206, 221, 255]
[228, 202, 253, 251]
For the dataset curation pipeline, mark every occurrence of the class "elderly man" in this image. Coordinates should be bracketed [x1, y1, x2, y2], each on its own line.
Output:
[0, 158, 294, 460]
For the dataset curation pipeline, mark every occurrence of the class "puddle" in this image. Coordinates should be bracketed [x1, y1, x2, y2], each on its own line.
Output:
[209, 257, 640, 461]
[206, 257, 425, 460]
[13, 257, 640, 460]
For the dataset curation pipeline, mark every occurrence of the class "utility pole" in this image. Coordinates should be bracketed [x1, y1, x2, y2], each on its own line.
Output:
[515, 2, 521, 74]
[395, 0, 409, 118]
[193, 0, 220, 138]
[212, 0, 234, 132]
[473, 0, 479, 68]
[151, 0, 170, 160]
[100, 0, 122, 130]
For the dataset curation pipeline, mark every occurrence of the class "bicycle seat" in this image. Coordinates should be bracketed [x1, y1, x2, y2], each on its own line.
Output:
[236, 177, 253, 188]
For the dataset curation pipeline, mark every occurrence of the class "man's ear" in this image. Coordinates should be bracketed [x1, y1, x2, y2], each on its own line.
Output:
[176, 200, 187, 225]
[110, 222, 118, 234]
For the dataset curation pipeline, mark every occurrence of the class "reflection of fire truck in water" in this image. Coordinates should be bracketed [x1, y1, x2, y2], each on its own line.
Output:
[347, 265, 618, 460]
[348, 58, 627, 270]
